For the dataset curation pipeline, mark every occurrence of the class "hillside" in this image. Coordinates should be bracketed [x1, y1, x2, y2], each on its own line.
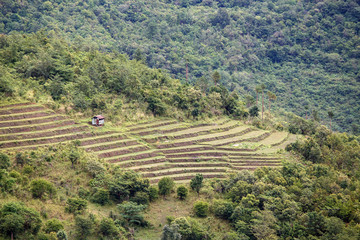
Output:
[0, 100, 359, 239]
[1, 0, 359, 132]
[0, 101, 294, 183]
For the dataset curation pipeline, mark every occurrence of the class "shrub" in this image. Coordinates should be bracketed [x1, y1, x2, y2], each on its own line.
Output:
[44, 219, 64, 233]
[30, 179, 56, 199]
[190, 174, 203, 195]
[193, 201, 209, 217]
[130, 191, 149, 205]
[90, 188, 109, 205]
[99, 218, 119, 238]
[75, 216, 93, 240]
[118, 201, 147, 226]
[78, 187, 90, 199]
[177, 186, 188, 200]
[212, 200, 234, 220]
[0, 153, 10, 170]
[65, 197, 87, 214]
[158, 177, 174, 197]
[149, 186, 159, 201]
[56, 230, 68, 240]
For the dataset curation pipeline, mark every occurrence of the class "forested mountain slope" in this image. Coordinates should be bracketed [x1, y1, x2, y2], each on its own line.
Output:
[1, 0, 360, 132]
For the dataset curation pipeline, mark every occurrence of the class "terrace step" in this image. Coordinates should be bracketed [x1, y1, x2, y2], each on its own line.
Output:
[0, 115, 67, 128]
[0, 111, 54, 121]
[0, 126, 89, 142]
[0, 120, 76, 135]
[0, 106, 46, 115]
[0, 102, 35, 109]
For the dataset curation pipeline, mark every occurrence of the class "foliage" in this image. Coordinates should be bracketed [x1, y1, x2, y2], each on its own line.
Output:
[99, 218, 120, 239]
[1, 0, 359, 131]
[158, 177, 175, 197]
[193, 201, 209, 217]
[212, 199, 234, 220]
[0, 153, 10, 170]
[65, 197, 88, 214]
[74, 216, 93, 240]
[117, 201, 147, 226]
[165, 217, 211, 240]
[44, 219, 64, 234]
[30, 178, 56, 199]
[177, 185, 188, 200]
[148, 186, 159, 202]
[0, 202, 42, 239]
[190, 174, 203, 195]
[90, 188, 109, 206]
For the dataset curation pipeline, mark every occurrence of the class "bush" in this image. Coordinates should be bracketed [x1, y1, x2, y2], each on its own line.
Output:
[212, 200, 234, 220]
[65, 198, 88, 214]
[90, 188, 109, 205]
[56, 230, 68, 240]
[75, 216, 93, 240]
[193, 201, 209, 217]
[0, 153, 10, 170]
[177, 186, 188, 200]
[30, 179, 56, 199]
[149, 186, 159, 201]
[44, 219, 64, 233]
[130, 191, 149, 205]
[158, 177, 174, 197]
[99, 218, 120, 238]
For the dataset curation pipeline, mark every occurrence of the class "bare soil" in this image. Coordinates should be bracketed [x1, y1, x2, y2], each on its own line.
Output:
[0, 111, 53, 121]
[0, 106, 46, 115]
[98, 146, 150, 158]
[0, 126, 89, 141]
[0, 120, 76, 134]
[0, 116, 66, 128]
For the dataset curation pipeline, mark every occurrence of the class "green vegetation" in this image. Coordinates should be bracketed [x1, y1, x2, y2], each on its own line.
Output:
[1, 0, 359, 132]
[0, 33, 247, 123]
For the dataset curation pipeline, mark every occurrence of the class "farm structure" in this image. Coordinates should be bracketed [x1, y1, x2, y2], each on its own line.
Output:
[92, 115, 105, 126]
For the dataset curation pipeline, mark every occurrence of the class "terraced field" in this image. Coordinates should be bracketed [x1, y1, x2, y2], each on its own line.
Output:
[0, 102, 297, 183]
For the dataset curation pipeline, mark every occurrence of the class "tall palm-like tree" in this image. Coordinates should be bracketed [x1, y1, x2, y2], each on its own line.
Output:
[328, 111, 334, 131]
[260, 84, 266, 121]
[255, 85, 262, 106]
[267, 91, 277, 113]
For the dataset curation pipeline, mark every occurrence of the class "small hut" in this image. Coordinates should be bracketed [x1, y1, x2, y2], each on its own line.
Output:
[92, 115, 105, 126]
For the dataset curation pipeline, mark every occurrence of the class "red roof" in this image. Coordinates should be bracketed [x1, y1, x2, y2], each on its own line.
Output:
[93, 115, 105, 120]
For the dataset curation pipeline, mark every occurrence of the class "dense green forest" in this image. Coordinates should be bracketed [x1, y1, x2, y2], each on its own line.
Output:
[0, 32, 247, 122]
[1, 0, 359, 132]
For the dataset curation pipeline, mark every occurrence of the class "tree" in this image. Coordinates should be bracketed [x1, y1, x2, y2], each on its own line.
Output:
[267, 91, 277, 113]
[44, 219, 64, 233]
[260, 84, 266, 121]
[177, 186, 188, 200]
[212, 71, 221, 86]
[249, 106, 259, 117]
[0, 153, 10, 170]
[117, 201, 146, 226]
[90, 188, 110, 205]
[190, 174, 203, 195]
[328, 111, 334, 131]
[65, 198, 88, 214]
[255, 85, 262, 106]
[75, 216, 93, 240]
[99, 218, 120, 239]
[69, 150, 80, 169]
[0, 202, 42, 240]
[158, 177, 174, 198]
[193, 201, 209, 217]
[245, 95, 255, 108]
[30, 179, 56, 199]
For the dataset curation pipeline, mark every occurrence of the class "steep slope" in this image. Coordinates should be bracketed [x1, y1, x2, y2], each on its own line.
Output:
[1, 0, 359, 132]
